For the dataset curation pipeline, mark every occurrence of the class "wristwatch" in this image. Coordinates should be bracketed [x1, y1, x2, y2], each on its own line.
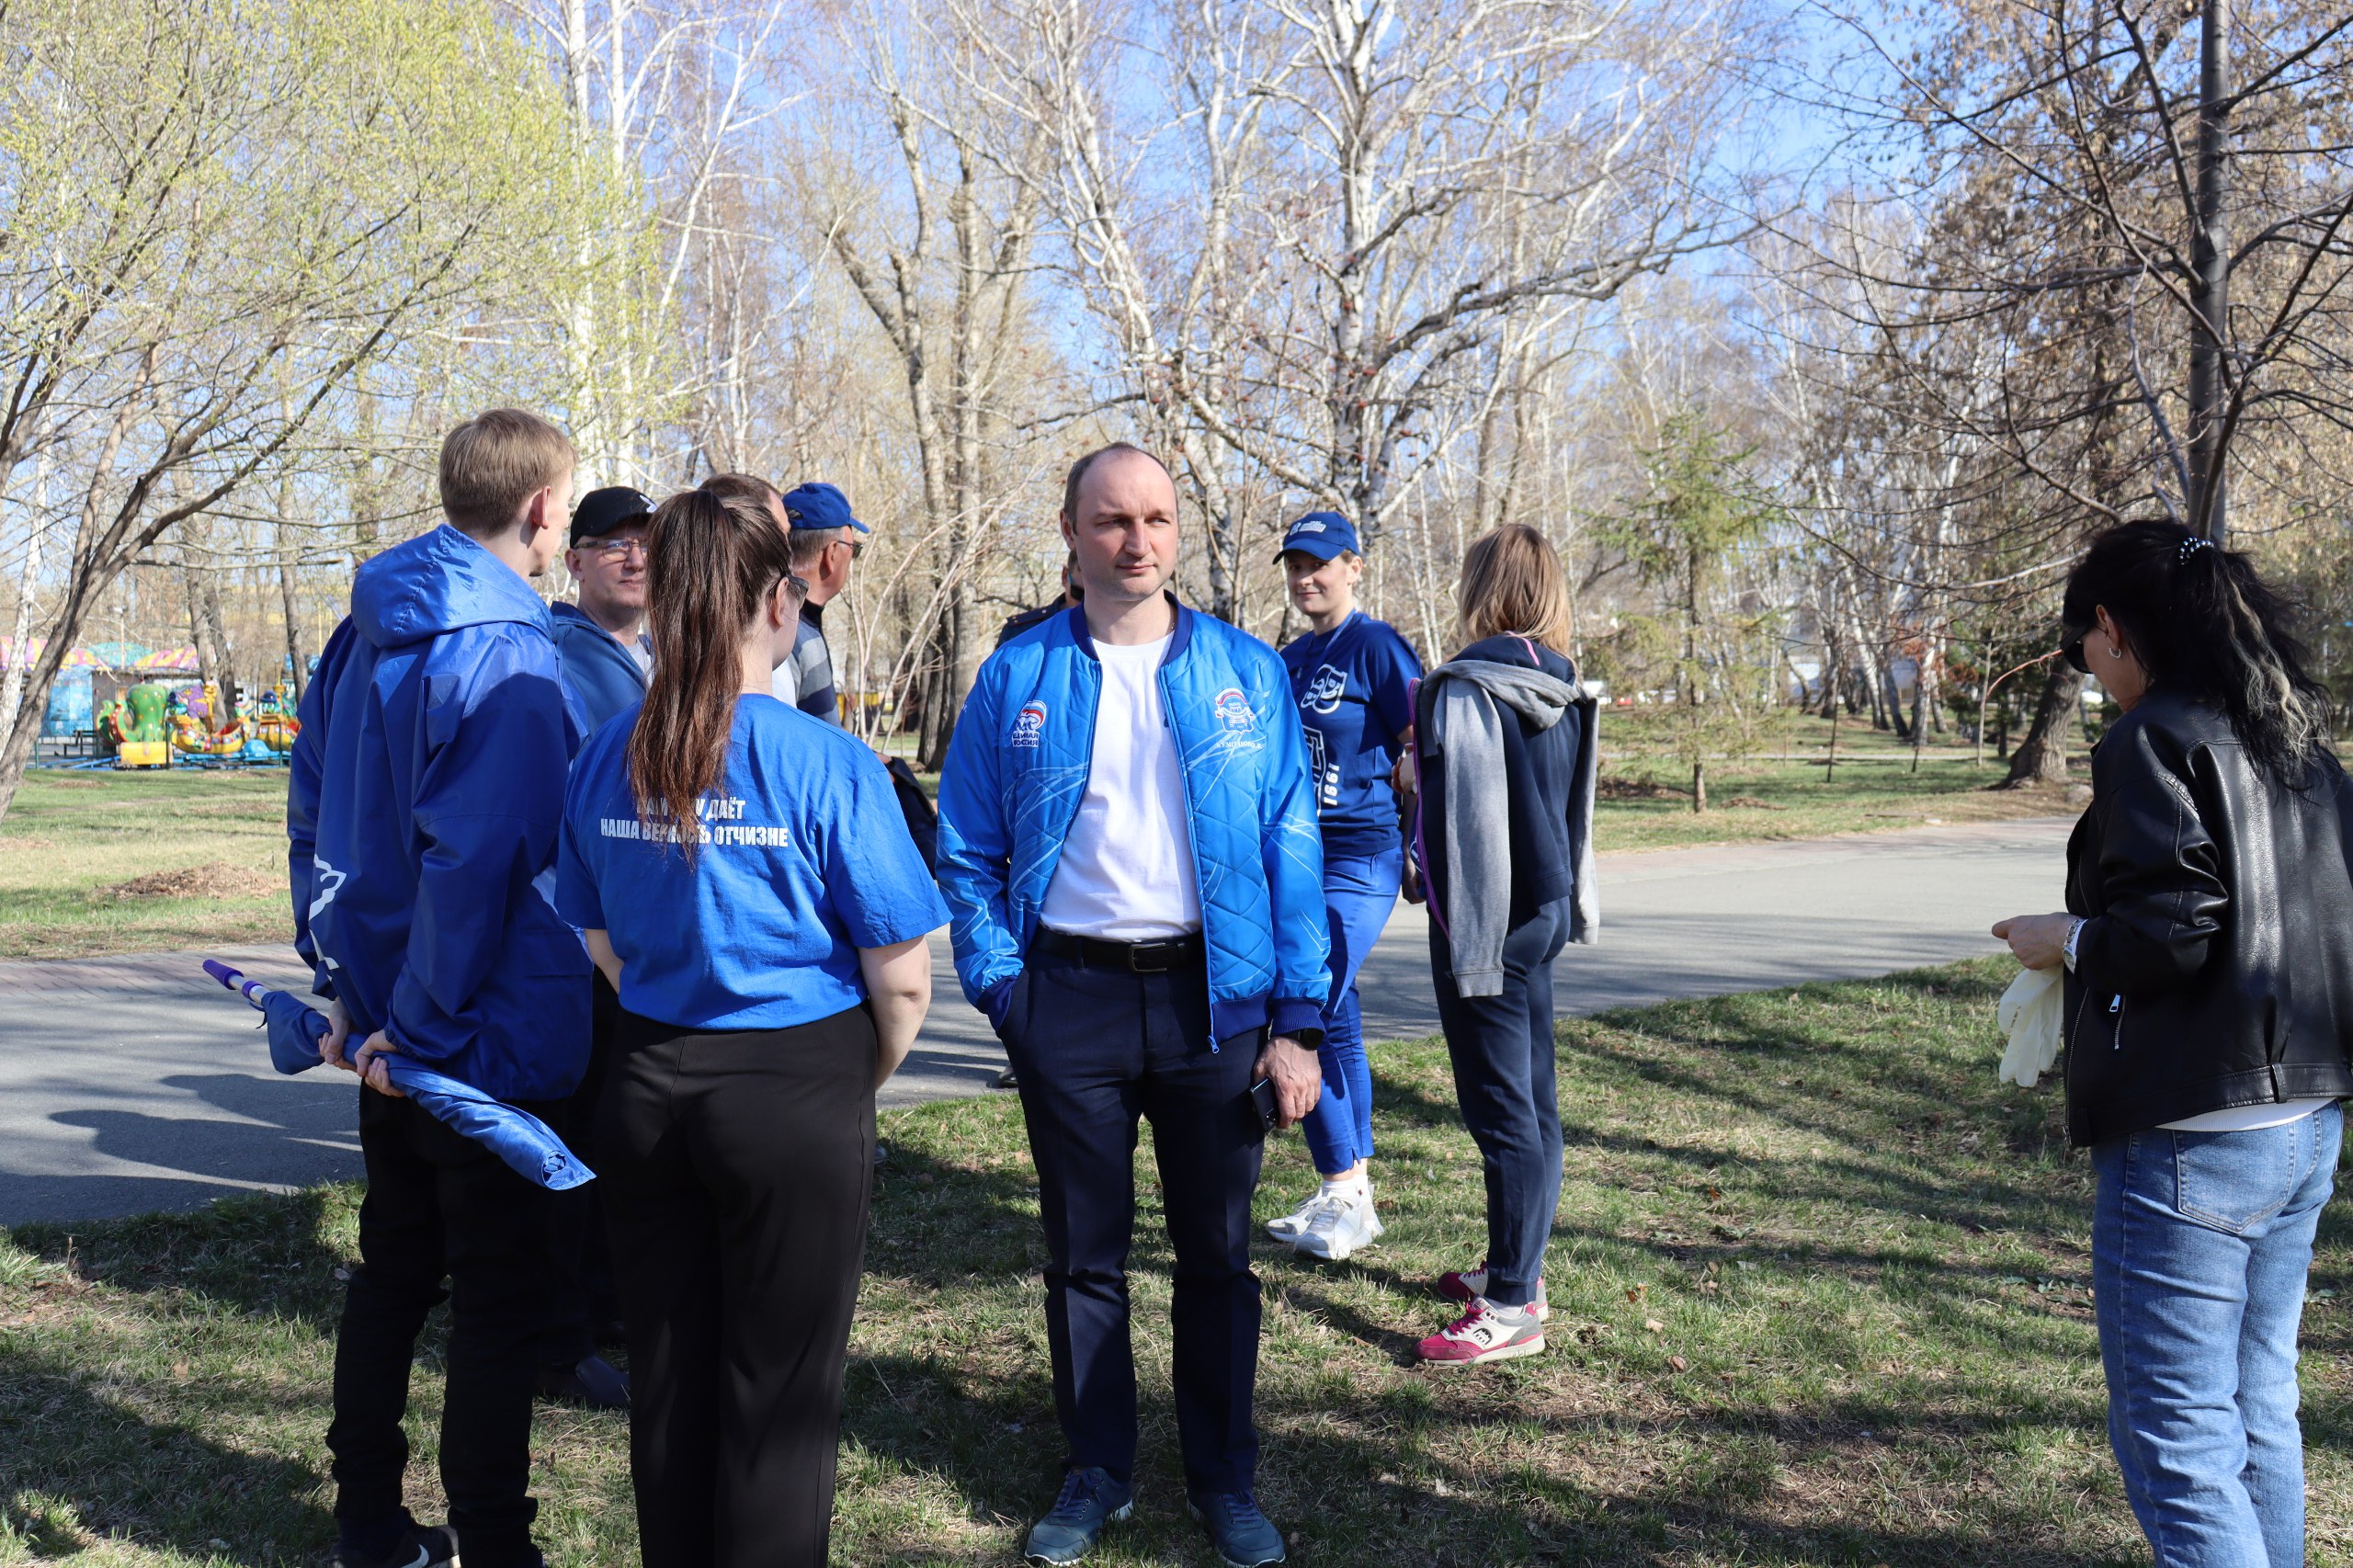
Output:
[2062, 917, 2086, 972]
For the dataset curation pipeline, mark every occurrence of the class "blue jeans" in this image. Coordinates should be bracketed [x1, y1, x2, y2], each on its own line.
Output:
[1302, 847, 1403, 1178]
[2091, 1101, 2341, 1568]
[1428, 899, 1570, 1309]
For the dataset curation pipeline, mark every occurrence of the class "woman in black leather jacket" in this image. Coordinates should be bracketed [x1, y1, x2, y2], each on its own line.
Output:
[1995, 520, 2349, 1567]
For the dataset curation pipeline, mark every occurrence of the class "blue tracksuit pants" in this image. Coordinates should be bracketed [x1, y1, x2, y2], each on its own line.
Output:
[1301, 847, 1402, 1177]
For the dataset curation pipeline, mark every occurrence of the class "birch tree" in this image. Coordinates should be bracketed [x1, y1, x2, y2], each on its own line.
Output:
[0, 0, 608, 820]
[977, 0, 1773, 597]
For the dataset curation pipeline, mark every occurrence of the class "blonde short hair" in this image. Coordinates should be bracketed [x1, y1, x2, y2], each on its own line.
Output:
[1458, 524, 1571, 653]
[438, 409, 575, 536]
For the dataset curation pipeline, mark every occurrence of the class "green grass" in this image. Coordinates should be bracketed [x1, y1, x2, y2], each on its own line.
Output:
[0, 716, 2069, 961]
[1590, 712, 2076, 852]
[0, 770, 290, 959]
[6, 959, 2347, 1563]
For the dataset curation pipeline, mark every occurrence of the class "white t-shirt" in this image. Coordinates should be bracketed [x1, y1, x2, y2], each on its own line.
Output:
[2160, 1097, 2335, 1132]
[1039, 635, 1203, 940]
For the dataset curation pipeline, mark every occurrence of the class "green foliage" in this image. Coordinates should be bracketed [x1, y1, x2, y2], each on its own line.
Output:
[0, 0, 606, 380]
[1594, 412, 1791, 801]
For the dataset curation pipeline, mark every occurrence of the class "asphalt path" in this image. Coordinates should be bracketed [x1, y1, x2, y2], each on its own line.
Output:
[0, 816, 2073, 1226]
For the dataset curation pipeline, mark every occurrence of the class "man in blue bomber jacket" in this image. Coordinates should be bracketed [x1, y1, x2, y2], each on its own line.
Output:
[936, 443, 1331, 1568]
[288, 408, 589, 1568]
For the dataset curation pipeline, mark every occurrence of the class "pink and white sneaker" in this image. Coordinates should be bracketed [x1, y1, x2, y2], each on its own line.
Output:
[1436, 1258, 1549, 1321]
[1416, 1299, 1548, 1366]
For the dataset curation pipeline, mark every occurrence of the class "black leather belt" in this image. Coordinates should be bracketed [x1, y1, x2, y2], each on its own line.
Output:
[1035, 927, 1205, 974]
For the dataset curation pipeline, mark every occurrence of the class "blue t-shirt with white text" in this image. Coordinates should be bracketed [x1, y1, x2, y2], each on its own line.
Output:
[556, 695, 947, 1031]
[1279, 610, 1423, 859]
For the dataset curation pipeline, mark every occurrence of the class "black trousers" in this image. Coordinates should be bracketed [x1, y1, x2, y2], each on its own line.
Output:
[1430, 899, 1570, 1309]
[598, 1003, 878, 1568]
[328, 1085, 561, 1568]
[540, 971, 620, 1367]
[1000, 950, 1267, 1494]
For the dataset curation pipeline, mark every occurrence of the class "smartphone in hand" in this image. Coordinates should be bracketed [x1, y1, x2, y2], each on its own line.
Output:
[1249, 1076, 1280, 1133]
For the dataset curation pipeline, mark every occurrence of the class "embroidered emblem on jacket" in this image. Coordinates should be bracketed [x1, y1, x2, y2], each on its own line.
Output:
[1011, 700, 1047, 747]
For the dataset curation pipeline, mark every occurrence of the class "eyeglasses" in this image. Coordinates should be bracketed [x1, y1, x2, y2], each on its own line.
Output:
[585, 537, 646, 561]
[785, 574, 811, 600]
[838, 535, 864, 560]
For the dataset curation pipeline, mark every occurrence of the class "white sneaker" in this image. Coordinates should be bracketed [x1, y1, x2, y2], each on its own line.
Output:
[1294, 1191, 1379, 1261]
[1265, 1189, 1334, 1243]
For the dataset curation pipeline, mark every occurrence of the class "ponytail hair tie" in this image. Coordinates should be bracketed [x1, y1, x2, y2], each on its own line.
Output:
[2178, 534, 2213, 562]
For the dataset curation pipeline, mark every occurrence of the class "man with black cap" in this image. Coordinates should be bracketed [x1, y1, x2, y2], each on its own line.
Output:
[539, 483, 654, 1415]
[771, 481, 869, 724]
[551, 485, 655, 738]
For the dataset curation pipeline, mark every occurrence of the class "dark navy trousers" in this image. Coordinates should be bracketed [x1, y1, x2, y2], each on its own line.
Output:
[999, 948, 1267, 1494]
[1429, 899, 1571, 1309]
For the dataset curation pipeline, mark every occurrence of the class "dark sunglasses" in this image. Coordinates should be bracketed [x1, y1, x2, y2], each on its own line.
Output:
[2060, 629, 2090, 674]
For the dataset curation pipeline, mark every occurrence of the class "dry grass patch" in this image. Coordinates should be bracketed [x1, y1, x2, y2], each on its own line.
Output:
[98, 864, 282, 902]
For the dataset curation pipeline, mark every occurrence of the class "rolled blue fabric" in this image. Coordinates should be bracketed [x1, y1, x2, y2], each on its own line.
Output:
[202, 960, 592, 1191]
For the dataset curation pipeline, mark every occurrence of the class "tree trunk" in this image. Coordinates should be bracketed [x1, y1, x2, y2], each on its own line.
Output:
[185, 568, 215, 690]
[0, 444, 47, 744]
[2003, 665, 2081, 787]
[278, 558, 307, 702]
[1692, 758, 1707, 813]
[1909, 658, 1931, 772]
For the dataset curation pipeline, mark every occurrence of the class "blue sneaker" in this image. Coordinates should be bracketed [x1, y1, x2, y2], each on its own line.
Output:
[1023, 1466, 1134, 1565]
[1188, 1490, 1286, 1567]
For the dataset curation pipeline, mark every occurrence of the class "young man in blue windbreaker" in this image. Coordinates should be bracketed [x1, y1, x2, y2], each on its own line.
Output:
[936, 443, 1330, 1568]
[287, 408, 589, 1568]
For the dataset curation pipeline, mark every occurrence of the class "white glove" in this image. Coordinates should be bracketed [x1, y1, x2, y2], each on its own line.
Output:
[1996, 964, 2063, 1088]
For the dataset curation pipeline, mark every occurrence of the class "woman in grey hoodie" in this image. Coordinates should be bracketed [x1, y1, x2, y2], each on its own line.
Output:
[1405, 525, 1597, 1367]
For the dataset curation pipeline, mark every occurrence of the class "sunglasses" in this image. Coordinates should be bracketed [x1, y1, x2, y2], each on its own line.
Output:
[584, 536, 647, 561]
[2061, 629, 2090, 674]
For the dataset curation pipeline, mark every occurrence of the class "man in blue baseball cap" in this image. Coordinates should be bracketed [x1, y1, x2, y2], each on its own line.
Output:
[771, 481, 870, 725]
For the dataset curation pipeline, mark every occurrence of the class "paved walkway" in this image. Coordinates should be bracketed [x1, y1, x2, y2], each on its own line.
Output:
[0, 817, 2073, 1226]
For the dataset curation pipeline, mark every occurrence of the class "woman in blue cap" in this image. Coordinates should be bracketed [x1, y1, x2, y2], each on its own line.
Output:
[1267, 510, 1424, 1260]
[554, 484, 947, 1568]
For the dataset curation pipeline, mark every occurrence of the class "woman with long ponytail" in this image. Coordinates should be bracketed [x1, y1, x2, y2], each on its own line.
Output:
[1995, 519, 2353, 1565]
[553, 484, 946, 1568]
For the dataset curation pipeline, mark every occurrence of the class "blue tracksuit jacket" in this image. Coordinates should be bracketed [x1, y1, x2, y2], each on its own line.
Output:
[548, 599, 647, 739]
[936, 599, 1332, 1046]
[287, 524, 591, 1102]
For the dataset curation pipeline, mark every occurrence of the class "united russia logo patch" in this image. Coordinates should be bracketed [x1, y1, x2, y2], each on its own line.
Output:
[1213, 687, 1256, 733]
[1011, 700, 1048, 747]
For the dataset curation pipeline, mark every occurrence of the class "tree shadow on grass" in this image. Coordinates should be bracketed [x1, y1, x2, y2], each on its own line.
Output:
[6, 1184, 353, 1332]
[835, 1336, 2142, 1567]
[0, 1351, 333, 1565]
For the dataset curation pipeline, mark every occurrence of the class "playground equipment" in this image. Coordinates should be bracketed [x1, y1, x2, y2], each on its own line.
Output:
[79, 675, 301, 771]
[247, 686, 301, 755]
[166, 680, 262, 760]
[114, 682, 173, 768]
